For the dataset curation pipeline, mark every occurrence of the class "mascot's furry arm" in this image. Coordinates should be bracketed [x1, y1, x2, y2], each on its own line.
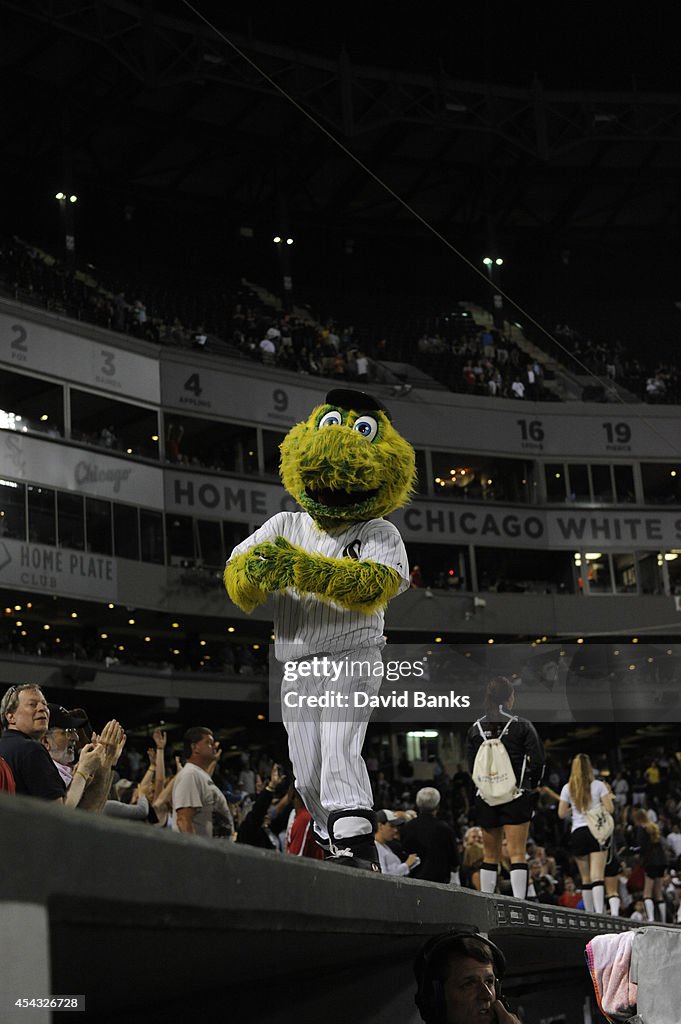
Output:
[224, 536, 400, 615]
[223, 553, 271, 614]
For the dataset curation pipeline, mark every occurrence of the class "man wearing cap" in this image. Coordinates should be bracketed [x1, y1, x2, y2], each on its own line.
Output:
[41, 704, 87, 787]
[374, 809, 420, 876]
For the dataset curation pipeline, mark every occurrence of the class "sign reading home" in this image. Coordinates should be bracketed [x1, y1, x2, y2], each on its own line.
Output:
[164, 471, 295, 522]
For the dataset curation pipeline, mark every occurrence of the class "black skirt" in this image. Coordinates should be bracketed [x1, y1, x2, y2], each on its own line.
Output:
[570, 825, 603, 856]
[474, 790, 533, 829]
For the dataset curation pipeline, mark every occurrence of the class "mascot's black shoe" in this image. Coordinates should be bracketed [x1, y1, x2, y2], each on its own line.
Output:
[327, 835, 381, 872]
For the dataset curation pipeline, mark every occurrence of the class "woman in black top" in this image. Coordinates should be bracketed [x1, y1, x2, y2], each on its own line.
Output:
[465, 676, 545, 900]
[630, 807, 668, 922]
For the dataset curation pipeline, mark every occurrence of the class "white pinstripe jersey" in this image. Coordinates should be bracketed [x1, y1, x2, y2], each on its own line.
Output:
[228, 511, 409, 660]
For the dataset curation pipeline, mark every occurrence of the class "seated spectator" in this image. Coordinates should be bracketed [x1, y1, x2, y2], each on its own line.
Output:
[529, 858, 559, 905]
[629, 896, 647, 921]
[487, 369, 502, 396]
[646, 374, 666, 400]
[557, 876, 577, 909]
[532, 843, 558, 879]
[193, 325, 207, 350]
[374, 809, 420, 876]
[259, 330, 278, 365]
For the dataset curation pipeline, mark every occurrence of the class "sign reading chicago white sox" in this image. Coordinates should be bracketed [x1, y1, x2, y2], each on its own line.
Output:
[224, 389, 415, 870]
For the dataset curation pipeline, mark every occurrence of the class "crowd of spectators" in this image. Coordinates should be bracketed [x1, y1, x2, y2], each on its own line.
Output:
[3, 675, 680, 926]
[389, 749, 681, 923]
[413, 323, 553, 401]
[549, 322, 681, 405]
[549, 323, 625, 382]
[0, 237, 400, 389]
[5, 236, 681, 408]
[1, 236, 555, 402]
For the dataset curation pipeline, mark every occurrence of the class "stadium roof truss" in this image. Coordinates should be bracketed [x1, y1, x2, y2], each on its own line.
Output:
[4, 0, 681, 240]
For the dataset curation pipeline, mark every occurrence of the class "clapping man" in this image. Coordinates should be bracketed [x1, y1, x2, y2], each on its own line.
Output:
[0, 684, 124, 810]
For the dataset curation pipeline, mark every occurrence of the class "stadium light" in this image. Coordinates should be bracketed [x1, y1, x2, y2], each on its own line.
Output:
[482, 255, 504, 329]
[54, 189, 77, 266]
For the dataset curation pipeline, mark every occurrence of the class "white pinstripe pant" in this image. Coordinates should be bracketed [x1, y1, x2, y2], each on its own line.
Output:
[282, 647, 382, 839]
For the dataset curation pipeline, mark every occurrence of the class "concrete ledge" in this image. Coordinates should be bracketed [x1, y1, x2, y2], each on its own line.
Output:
[0, 795, 645, 1023]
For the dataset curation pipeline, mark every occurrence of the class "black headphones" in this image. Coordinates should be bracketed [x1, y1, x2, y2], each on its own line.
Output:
[414, 930, 506, 1024]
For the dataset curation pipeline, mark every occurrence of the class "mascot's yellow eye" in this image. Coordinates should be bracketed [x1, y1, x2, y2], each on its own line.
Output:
[318, 410, 342, 428]
[352, 415, 378, 441]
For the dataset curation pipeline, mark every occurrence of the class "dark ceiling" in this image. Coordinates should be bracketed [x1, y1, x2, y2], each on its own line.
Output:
[2, 1, 681, 343]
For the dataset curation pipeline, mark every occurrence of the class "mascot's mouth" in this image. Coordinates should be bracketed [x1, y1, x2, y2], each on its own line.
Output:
[306, 486, 379, 507]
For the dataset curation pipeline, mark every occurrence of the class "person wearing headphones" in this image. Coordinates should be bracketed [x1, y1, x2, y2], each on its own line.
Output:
[414, 931, 521, 1024]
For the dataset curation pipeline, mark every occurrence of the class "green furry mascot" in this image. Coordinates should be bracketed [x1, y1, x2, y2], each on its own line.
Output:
[224, 388, 415, 869]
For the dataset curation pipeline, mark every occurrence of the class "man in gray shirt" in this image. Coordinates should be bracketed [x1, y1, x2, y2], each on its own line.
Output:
[172, 726, 234, 838]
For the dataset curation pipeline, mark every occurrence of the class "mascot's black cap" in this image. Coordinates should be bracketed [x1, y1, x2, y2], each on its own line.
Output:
[325, 388, 392, 422]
